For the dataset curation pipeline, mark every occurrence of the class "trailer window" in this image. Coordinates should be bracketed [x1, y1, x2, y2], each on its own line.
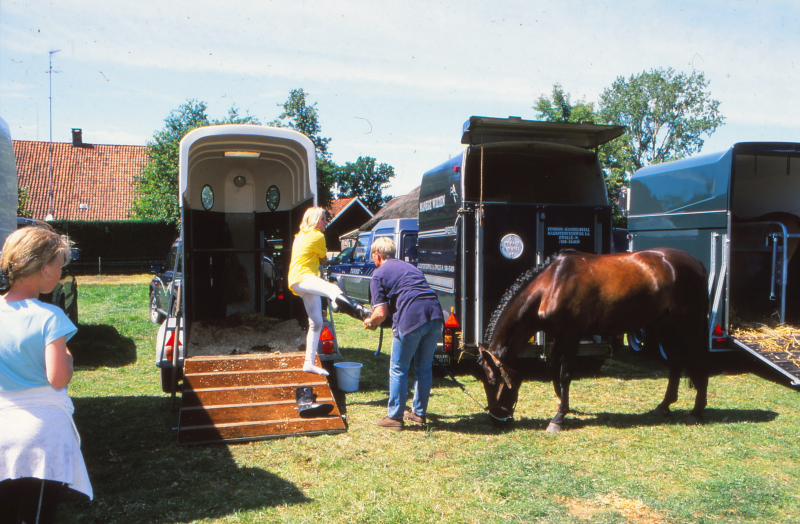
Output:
[201, 185, 214, 210]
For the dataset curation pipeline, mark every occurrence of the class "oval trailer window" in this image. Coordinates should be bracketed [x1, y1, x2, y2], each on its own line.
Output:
[201, 185, 214, 210]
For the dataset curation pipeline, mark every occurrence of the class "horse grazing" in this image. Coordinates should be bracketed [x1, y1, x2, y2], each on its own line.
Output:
[477, 248, 709, 433]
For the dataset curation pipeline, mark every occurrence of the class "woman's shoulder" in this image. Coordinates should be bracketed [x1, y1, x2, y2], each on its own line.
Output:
[0, 298, 66, 323]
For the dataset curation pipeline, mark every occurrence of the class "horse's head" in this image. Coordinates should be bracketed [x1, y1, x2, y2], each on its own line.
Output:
[477, 344, 520, 427]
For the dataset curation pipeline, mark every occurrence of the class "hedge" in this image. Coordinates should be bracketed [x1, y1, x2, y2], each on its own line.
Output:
[49, 220, 178, 275]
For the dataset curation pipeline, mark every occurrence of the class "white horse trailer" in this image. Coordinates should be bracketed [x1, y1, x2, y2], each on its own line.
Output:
[156, 125, 346, 443]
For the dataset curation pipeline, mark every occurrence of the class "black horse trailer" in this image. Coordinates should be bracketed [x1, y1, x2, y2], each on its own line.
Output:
[418, 116, 625, 366]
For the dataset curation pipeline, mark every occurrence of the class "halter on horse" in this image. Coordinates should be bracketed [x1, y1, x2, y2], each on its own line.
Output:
[478, 248, 710, 432]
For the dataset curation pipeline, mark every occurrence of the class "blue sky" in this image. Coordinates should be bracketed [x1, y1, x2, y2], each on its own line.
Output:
[1, 1, 798, 195]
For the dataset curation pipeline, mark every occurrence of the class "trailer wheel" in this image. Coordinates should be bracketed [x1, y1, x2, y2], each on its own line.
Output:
[627, 329, 668, 362]
[150, 293, 165, 324]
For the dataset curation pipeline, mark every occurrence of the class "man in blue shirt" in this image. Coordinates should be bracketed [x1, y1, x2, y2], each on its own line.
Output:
[363, 237, 444, 430]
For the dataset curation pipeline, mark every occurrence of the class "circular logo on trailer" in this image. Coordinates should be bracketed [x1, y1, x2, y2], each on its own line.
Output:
[500, 234, 524, 259]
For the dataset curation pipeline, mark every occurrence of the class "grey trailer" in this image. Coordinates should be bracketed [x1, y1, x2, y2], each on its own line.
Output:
[626, 142, 800, 385]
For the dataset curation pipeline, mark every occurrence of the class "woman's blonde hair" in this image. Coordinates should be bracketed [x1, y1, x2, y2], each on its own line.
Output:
[299, 207, 327, 233]
[370, 237, 396, 259]
[0, 226, 71, 287]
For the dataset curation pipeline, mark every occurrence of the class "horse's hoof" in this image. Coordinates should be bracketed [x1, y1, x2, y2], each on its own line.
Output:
[651, 406, 670, 418]
[546, 422, 563, 433]
[684, 415, 702, 426]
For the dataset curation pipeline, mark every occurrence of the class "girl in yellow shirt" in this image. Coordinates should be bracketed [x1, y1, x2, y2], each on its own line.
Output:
[289, 207, 370, 375]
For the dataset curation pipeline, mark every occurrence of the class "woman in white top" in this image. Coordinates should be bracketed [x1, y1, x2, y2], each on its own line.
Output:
[0, 226, 92, 524]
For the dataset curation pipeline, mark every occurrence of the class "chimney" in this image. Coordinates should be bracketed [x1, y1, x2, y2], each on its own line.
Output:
[71, 128, 83, 147]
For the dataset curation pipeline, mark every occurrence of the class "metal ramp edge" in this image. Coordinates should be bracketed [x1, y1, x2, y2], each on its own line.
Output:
[731, 335, 800, 386]
[177, 353, 346, 445]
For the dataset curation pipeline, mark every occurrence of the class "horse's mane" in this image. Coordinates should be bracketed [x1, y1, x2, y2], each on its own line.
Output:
[484, 252, 565, 344]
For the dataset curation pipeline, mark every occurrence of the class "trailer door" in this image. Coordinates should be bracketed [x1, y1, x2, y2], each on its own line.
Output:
[474, 203, 608, 345]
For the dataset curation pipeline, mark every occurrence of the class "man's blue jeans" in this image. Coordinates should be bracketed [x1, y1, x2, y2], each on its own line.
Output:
[387, 319, 444, 420]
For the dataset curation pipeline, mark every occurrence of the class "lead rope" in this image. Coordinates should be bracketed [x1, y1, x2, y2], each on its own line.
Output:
[432, 357, 515, 422]
[433, 356, 486, 412]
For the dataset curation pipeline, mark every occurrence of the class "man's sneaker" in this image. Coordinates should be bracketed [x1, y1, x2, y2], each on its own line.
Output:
[376, 416, 403, 430]
[403, 411, 426, 425]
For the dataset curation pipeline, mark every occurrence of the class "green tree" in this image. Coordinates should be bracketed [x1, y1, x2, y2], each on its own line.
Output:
[336, 156, 394, 213]
[534, 84, 596, 123]
[131, 100, 259, 223]
[598, 67, 724, 174]
[534, 69, 724, 225]
[270, 88, 331, 159]
[17, 185, 33, 218]
[270, 89, 338, 208]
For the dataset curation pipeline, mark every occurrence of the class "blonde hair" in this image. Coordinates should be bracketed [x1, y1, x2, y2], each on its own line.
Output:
[1, 226, 71, 287]
[370, 236, 396, 259]
[299, 207, 327, 233]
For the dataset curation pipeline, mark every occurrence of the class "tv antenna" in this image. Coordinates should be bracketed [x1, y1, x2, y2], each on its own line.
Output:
[46, 49, 61, 221]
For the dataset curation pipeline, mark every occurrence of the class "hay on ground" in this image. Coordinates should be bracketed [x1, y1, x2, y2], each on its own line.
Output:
[187, 312, 305, 357]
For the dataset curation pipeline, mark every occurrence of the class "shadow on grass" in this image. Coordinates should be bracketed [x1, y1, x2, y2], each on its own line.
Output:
[431, 406, 780, 435]
[69, 324, 138, 369]
[58, 396, 309, 523]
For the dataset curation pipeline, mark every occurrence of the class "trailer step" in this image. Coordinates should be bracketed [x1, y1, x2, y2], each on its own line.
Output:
[178, 353, 346, 444]
[731, 335, 800, 386]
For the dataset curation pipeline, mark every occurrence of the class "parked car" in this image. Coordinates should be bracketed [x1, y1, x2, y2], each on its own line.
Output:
[149, 238, 181, 324]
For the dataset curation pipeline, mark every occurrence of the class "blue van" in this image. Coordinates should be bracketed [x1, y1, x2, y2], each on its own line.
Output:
[327, 218, 418, 303]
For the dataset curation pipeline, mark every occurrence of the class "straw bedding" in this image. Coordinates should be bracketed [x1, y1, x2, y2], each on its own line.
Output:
[186, 312, 305, 357]
[730, 313, 800, 368]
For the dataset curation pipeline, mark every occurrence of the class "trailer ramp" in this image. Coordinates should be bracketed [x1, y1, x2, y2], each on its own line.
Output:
[178, 353, 346, 445]
[731, 335, 800, 387]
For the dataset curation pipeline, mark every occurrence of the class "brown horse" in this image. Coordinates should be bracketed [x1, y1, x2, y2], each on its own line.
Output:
[477, 248, 709, 432]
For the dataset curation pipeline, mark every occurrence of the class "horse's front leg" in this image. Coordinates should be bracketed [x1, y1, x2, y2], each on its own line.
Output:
[547, 342, 577, 433]
[548, 349, 562, 408]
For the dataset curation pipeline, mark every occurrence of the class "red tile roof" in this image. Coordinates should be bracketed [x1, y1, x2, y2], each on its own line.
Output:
[327, 197, 354, 218]
[327, 197, 373, 222]
[14, 140, 147, 221]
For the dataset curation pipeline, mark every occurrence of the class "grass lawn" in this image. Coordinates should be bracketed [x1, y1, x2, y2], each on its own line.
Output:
[57, 278, 800, 523]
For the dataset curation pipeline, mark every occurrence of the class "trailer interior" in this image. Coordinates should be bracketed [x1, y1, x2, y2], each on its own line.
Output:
[730, 147, 800, 324]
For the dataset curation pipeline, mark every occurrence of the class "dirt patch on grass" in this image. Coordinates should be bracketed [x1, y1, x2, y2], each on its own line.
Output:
[77, 274, 153, 285]
[559, 493, 665, 523]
